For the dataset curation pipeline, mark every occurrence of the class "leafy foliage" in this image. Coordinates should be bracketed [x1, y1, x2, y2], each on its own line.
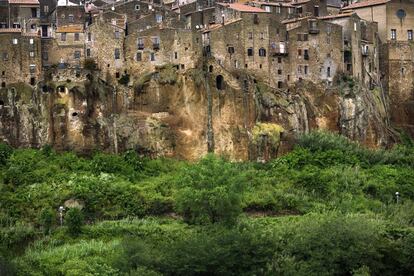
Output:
[174, 155, 246, 225]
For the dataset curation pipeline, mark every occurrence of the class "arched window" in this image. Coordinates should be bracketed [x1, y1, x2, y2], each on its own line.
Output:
[216, 75, 224, 90]
[258, 48, 266, 57]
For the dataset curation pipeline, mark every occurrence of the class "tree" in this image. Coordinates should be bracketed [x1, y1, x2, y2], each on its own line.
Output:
[65, 208, 84, 236]
[174, 155, 245, 225]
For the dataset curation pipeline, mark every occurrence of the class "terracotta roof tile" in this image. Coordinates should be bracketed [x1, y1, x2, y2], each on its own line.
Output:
[8, 0, 39, 4]
[219, 2, 268, 13]
[342, 0, 390, 10]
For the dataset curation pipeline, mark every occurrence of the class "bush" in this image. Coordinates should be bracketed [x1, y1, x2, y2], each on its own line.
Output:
[174, 155, 246, 225]
[65, 208, 84, 236]
[39, 208, 55, 235]
[0, 143, 13, 166]
[84, 58, 98, 71]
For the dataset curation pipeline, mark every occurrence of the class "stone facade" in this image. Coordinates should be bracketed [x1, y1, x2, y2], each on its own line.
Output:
[0, 0, 412, 158]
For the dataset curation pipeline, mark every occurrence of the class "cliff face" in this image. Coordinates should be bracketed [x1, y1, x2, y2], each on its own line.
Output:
[0, 68, 393, 160]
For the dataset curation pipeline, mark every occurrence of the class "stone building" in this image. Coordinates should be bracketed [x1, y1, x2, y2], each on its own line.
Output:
[86, 10, 127, 79]
[204, 11, 289, 87]
[342, 0, 414, 135]
[285, 17, 343, 84]
[320, 12, 380, 88]
[0, 28, 42, 86]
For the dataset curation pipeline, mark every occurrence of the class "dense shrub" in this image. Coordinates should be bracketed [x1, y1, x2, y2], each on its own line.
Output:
[0, 143, 13, 166]
[174, 155, 246, 225]
[65, 208, 84, 236]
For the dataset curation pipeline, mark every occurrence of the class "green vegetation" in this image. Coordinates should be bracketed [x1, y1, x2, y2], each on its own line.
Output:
[1, 132, 414, 275]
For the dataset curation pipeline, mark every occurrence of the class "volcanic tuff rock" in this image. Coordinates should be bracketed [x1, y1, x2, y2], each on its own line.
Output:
[0, 67, 393, 161]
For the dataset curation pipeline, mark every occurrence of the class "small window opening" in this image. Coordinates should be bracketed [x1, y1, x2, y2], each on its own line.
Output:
[72, 112, 78, 117]
[116, 72, 120, 78]
[1, 82, 5, 88]
[209, 65, 213, 73]
[216, 75, 224, 90]
[30, 77, 35, 85]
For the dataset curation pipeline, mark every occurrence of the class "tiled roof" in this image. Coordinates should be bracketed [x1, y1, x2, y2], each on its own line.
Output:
[252, 1, 294, 7]
[219, 3, 268, 13]
[318, 11, 355, 20]
[8, 0, 39, 4]
[342, 0, 390, 10]
[56, 25, 84, 32]
[282, 16, 310, 24]
[202, 18, 243, 33]
[290, 0, 311, 5]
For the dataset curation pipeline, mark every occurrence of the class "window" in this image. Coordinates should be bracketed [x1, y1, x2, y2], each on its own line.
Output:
[264, 6, 270, 12]
[304, 65, 308, 75]
[150, 52, 155, 61]
[278, 81, 282, 88]
[391, 29, 396, 40]
[135, 5, 140, 10]
[29, 38, 34, 44]
[137, 38, 144, 49]
[298, 49, 302, 56]
[228, 47, 235, 54]
[216, 75, 224, 90]
[88, 32, 91, 41]
[408, 30, 413, 41]
[304, 49, 309, 60]
[248, 32, 253, 39]
[277, 57, 282, 63]
[327, 66, 331, 77]
[155, 14, 163, 23]
[114, 30, 120, 39]
[74, 51, 80, 59]
[314, 6, 319, 16]
[297, 65, 302, 74]
[61, 33, 66, 41]
[278, 69, 282, 75]
[2, 52, 8, 61]
[42, 51, 48, 61]
[259, 32, 264, 40]
[68, 14, 74, 22]
[74, 33, 80, 41]
[136, 52, 142, 61]
[29, 51, 35, 57]
[258, 48, 266, 57]
[12, 38, 18, 45]
[234, 60, 239, 68]
[296, 6, 303, 14]
[29, 64, 36, 74]
[276, 6, 281, 14]
[114, 48, 120, 59]
[247, 48, 253, 56]
[44, 5, 49, 13]
[152, 37, 160, 49]
[253, 14, 259, 24]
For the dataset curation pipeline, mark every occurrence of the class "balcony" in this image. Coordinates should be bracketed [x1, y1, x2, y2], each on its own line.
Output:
[308, 27, 319, 34]
[270, 42, 288, 56]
